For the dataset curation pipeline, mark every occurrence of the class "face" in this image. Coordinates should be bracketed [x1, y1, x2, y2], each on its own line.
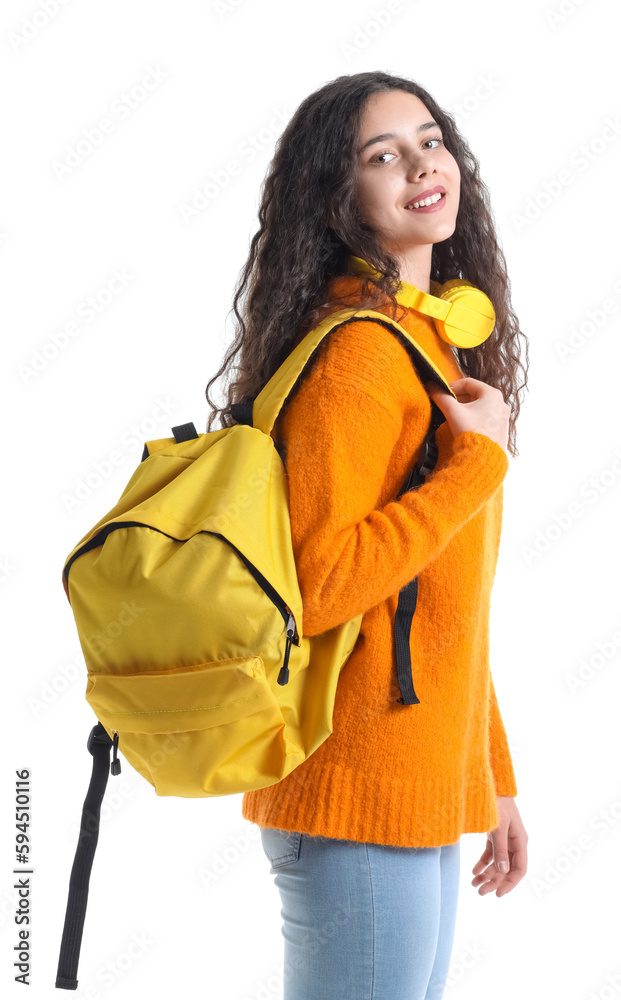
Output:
[354, 89, 460, 257]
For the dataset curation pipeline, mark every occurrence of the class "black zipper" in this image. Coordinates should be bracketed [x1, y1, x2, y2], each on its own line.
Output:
[64, 521, 301, 685]
[110, 730, 121, 775]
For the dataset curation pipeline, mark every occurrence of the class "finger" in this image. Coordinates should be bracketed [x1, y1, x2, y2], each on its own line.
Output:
[471, 840, 493, 872]
[475, 850, 527, 897]
[449, 376, 482, 400]
[489, 826, 512, 870]
[495, 866, 525, 897]
[498, 847, 528, 888]
[474, 863, 511, 895]
[448, 377, 473, 389]
[471, 835, 494, 871]
[471, 851, 492, 875]
[449, 376, 481, 387]
[471, 860, 499, 887]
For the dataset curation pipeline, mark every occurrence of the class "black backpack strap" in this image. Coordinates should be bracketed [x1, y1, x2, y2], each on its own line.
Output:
[142, 422, 198, 463]
[392, 403, 444, 704]
[172, 422, 198, 443]
[230, 400, 254, 426]
[55, 723, 117, 990]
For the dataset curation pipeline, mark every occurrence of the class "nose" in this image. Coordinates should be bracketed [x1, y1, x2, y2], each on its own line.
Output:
[405, 158, 434, 181]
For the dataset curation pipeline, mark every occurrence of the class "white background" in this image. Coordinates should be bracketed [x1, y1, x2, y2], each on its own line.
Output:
[2, 0, 621, 997]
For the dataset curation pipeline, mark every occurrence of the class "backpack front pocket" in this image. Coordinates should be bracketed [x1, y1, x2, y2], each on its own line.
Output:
[85, 655, 291, 796]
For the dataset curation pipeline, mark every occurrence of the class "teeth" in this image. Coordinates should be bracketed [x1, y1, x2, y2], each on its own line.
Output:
[406, 191, 444, 209]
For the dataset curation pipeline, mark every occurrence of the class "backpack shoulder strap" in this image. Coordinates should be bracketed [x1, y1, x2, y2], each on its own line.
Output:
[246, 308, 457, 438]
[55, 723, 117, 990]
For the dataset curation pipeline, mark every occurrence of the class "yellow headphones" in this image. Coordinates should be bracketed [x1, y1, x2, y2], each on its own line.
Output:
[346, 254, 495, 349]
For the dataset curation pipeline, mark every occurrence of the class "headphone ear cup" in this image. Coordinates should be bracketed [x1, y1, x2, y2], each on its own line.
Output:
[433, 280, 496, 348]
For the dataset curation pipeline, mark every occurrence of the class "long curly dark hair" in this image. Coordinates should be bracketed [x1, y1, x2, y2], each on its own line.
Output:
[204, 70, 528, 457]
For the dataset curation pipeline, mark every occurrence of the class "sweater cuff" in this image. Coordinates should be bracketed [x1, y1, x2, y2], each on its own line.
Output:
[450, 431, 510, 488]
[415, 428, 510, 533]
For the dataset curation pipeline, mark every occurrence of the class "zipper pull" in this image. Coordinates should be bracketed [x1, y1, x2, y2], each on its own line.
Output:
[277, 612, 296, 686]
[110, 730, 121, 776]
[284, 607, 299, 643]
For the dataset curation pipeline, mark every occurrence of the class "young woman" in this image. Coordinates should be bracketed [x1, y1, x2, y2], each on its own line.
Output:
[206, 71, 529, 1000]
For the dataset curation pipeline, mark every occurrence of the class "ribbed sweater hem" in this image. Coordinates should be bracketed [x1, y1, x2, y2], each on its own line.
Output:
[241, 761, 500, 849]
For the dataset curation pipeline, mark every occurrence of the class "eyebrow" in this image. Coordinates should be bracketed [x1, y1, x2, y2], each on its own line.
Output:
[357, 120, 440, 155]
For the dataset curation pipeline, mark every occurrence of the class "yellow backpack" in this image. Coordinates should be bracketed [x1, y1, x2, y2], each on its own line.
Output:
[54, 306, 456, 990]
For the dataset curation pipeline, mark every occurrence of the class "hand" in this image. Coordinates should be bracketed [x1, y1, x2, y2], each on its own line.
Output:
[425, 376, 510, 455]
[471, 796, 528, 897]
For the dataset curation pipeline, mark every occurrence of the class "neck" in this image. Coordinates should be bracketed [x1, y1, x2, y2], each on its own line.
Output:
[390, 244, 433, 294]
[347, 246, 433, 294]
[346, 250, 438, 301]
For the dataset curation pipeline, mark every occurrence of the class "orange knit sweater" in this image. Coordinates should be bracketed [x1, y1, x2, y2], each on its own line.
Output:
[241, 271, 518, 848]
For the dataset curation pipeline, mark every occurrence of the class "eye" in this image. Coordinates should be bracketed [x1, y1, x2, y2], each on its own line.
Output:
[371, 151, 397, 164]
[370, 137, 444, 163]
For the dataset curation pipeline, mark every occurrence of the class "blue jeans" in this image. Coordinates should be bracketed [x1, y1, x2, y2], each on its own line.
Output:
[260, 826, 461, 1000]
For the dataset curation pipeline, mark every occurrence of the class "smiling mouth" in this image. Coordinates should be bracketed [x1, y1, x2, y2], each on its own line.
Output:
[405, 191, 446, 210]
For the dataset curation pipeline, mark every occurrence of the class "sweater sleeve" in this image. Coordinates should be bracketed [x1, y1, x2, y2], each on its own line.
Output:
[488, 671, 518, 796]
[278, 319, 510, 636]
